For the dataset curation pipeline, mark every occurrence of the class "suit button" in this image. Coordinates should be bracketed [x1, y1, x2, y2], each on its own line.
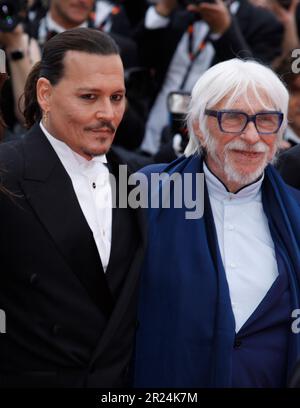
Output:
[30, 273, 38, 285]
[52, 324, 61, 335]
[234, 338, 242, 349]
[135, 320, 140, 330]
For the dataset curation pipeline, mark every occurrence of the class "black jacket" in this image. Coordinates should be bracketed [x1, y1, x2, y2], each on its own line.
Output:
[277, 144, 300, 189]
[134, 0, 283, 101]
[0, 124, 146, 387]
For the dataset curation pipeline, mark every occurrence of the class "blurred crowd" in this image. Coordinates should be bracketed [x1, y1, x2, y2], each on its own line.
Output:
[0, 0, 300, 167]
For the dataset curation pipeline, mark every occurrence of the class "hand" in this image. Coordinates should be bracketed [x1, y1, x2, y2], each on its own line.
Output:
[270, 0, 299, 25]
[156, 0, 179, 16]
[187, 0, 231, 34]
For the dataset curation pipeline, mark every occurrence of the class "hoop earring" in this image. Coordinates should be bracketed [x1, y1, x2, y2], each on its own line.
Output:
[42, 111, 48, 125]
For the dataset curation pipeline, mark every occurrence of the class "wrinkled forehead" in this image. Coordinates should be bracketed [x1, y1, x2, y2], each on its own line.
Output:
[213, 87, 278, 112]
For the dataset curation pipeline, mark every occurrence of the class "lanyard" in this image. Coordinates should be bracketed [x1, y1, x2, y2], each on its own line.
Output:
[96, 6, 121, 31]
[180, 23, 211, 90]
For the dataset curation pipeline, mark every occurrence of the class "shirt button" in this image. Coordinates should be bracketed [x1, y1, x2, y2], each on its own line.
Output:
[229, 263, 236, 269]
[92, 182, 96, 189]
[102, 230, 106, 237]
[228, 224, 234, 231]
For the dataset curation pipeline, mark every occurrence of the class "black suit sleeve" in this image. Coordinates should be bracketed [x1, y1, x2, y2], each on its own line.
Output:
[213, 3, 283, 64]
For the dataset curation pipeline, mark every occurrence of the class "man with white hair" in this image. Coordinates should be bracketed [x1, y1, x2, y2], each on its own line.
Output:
[133, 58, 300, 387]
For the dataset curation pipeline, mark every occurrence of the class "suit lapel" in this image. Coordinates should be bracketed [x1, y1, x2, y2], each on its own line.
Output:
[89, 148, 147, 364]
[20, 124, 114, 316]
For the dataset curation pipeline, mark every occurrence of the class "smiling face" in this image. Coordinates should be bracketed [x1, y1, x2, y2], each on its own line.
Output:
[195, 91, 280, 192]
[37, 51, 126, 160]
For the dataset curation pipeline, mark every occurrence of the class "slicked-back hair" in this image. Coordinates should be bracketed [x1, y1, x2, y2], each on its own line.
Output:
[23, 28, 120, 128]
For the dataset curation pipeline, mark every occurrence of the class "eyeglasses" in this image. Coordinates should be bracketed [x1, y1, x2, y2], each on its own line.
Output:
[204, 109, 284, 135]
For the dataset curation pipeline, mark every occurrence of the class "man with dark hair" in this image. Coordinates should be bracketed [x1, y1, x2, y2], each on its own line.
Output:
[0, 28, 145, 388]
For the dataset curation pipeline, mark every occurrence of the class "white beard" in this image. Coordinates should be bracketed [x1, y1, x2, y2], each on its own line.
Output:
[205, 135, 277, 186]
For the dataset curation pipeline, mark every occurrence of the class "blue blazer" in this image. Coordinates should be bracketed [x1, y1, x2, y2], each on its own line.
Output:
[133, 154, 300, 387]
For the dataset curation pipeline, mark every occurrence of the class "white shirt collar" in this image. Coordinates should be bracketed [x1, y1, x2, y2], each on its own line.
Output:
[46, 12, 88, 33]
[39, 121, 107, 174]
[203, 161, 264, 204]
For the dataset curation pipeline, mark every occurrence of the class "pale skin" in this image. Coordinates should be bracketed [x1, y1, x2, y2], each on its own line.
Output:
[194, 93, 279, 192]
[37, 51, 126, 160]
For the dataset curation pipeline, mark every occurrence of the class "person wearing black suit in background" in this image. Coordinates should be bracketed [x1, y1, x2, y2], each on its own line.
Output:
[134, 0, 284, 155]
[0, 28, 146, 388]
[277, 143, 300, 189]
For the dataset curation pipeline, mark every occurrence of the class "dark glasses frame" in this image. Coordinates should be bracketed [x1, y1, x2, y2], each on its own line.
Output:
[204, 109, 284, 135]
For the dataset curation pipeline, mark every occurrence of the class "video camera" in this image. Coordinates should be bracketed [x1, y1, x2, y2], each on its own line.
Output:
[0, 0, 27, 32]
[168, 91, 190, 139]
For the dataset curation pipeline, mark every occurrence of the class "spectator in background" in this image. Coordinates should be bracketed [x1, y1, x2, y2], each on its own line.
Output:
[134, 0, 284, 155]
[249, 0, 300, 69]
[0, 50, 8, 140]
[0, 16, 41, 136]
[3, 0, 145, 149]
[120, 0, 149, 30]
[28, 0, 137, 67]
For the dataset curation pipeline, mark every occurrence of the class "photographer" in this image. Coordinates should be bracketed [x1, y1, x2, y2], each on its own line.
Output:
[134, 0, 284, 154]
[0, 0, 41, 136]
[265, 0, 300, 69]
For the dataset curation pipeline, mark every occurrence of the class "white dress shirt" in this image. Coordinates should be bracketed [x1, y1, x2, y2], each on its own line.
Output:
[204, 163, 278, 332]
[37, 13, 88, 45]
[40, 122, 112, 272]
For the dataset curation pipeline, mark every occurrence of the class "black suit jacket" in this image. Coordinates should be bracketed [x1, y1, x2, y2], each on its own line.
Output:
[0, 124, 146, 387]
[277, 144, 300, 189]
[134, 0, 283, 101]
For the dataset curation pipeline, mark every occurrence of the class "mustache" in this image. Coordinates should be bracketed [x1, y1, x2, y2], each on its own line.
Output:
[85, 121, 116, 134]
[225, 139, 269, 153]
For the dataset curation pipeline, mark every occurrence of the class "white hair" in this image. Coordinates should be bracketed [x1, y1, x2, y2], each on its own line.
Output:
[185, 59, 289, 156]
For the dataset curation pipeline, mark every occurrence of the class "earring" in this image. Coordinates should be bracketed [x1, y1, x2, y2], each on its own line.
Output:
[42, 111, 48, 125]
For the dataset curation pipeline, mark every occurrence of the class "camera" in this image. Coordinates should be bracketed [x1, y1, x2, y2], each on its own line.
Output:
[167, 91, 191, 139]
[0, 0, 27, 32]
